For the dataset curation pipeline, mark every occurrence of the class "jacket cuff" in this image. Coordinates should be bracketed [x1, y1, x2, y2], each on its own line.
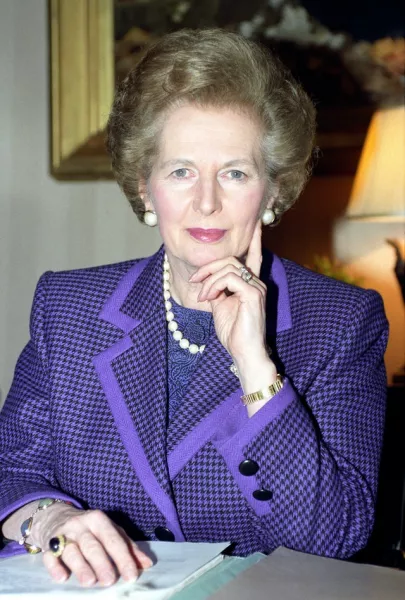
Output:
[212, 378, 298, 516]
[0, 540, 23, 558]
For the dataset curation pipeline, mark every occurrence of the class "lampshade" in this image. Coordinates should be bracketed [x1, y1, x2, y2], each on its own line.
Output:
[346, 105, 405, 222]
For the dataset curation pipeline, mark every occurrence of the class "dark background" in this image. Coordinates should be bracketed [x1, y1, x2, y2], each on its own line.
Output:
[301, 0, 405, 41]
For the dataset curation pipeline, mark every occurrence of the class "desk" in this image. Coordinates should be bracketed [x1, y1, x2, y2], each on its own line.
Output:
[1, 546, 404, 598]
[176, 547, 405, 600]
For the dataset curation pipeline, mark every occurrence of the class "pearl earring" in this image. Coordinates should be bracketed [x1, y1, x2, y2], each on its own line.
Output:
[261, 209, 276, 226]
[144, 211, 157, 227]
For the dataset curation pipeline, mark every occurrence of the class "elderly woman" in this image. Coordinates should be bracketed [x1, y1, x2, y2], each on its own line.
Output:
[0, 29, 388, 587]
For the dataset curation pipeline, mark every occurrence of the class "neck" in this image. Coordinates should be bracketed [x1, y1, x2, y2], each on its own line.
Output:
[165, 252, 212, 312]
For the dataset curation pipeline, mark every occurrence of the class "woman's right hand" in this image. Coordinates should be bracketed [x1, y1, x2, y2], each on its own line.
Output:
[35, 504, 153, 587]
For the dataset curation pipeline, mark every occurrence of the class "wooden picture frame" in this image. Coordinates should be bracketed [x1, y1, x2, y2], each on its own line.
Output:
[49, 0, 372, 179]
[49, 0, 114, 179]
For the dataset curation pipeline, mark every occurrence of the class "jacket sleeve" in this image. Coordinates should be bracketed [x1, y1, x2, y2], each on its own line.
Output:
[0, 273, 83, 558]
[211, 289, 388, 558]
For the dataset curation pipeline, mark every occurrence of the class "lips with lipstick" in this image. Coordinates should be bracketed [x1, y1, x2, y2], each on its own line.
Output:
[187, 229, 226, 243]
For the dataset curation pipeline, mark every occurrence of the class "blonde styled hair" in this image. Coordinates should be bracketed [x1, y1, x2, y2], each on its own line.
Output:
[106, 28, 316, 224]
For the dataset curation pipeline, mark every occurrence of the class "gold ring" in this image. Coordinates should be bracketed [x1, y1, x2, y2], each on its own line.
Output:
[49, 534, 71, 557]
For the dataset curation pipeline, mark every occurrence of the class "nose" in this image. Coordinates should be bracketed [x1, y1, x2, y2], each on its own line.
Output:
[192, 175, 222, 216]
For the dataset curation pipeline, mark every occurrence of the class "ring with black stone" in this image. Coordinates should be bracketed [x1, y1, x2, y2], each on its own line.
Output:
[49, 534, 70, 558]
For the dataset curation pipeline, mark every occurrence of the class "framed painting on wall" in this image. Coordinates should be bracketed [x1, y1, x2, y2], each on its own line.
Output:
[49, 0, 114, 178]
[49, 0, 403, 179]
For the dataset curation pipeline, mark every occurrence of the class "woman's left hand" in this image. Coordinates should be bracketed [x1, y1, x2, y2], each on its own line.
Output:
[189, 220, 268, 366]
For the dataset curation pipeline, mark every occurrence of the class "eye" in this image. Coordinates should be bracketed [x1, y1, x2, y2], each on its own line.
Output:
[172, 168, 189, 179]
[228, 170, 246, 180]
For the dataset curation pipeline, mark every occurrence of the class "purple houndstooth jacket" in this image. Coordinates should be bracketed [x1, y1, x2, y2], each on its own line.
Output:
[0, 246, 388, 559]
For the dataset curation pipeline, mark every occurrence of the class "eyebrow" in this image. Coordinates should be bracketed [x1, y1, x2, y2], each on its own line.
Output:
[160, 159, 195, 169]
[222, 159, 260, 170]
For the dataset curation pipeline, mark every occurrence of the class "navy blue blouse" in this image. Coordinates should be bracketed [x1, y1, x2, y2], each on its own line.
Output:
[167, 298, 213, 422]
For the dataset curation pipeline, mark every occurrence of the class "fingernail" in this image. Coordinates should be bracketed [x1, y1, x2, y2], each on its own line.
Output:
[142, 556, 153, 568]
[122, 568, 138, 582]
[189, 271, 200, 282]
[101, 576, 115, 587]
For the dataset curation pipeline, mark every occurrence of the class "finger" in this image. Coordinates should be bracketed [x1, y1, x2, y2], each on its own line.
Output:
[128, 540, 153, 572]
[73, 510, 136, 583]
[43, 550, 70, 583]
[116, 526, 153, 571]
[58, 541, 98, 587]
[76, 531, 119, 587]
[92, 516, 151, 582]
[197, 264, 242, 301]
[189, 256, 242, 283]
[97, 526, 147, 582]
[198, 266, 265, 302]
[203, 272, 265, 303]
[245, 220, 263, 277]
[58, 510, 151, 584]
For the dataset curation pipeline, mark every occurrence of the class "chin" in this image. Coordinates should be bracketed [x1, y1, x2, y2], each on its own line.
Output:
[185, 245, 232, 268]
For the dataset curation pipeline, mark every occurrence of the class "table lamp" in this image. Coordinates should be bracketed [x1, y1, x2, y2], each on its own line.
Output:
[345, 104, 405, 293]
[335, 105, 405, 261]
[344, 104, 405, 382]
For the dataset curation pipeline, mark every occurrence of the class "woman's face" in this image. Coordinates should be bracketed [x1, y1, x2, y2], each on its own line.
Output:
[143, 104, 270, 270]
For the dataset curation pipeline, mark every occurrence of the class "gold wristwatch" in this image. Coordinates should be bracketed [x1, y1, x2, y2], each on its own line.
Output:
[241, 374, 284, 406]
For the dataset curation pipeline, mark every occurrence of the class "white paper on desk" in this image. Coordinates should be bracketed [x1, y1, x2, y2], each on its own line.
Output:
[0, 540, 229, 600]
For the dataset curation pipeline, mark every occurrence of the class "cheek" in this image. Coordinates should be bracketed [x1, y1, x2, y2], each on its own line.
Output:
[150, 183, 178, 221]
[150, 183, 187, 243]
[234, 189, 264, 224]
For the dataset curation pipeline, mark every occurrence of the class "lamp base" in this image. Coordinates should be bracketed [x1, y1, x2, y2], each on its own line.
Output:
[393, 366, 405, 386]
[387, 239, 405, 304]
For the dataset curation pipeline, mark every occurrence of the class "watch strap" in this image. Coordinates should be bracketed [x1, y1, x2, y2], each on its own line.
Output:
[241, 374, 284, 405]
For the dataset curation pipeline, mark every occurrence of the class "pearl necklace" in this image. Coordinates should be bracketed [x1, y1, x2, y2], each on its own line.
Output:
[163, 254, 206, 355]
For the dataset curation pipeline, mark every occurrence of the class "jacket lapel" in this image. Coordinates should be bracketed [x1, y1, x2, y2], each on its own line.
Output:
[117, 246, 168, 493]
[93, 247, 185, 540]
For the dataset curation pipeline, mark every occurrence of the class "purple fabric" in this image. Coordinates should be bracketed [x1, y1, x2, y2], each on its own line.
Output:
[168, 391, 242, 479]
[270, 255, 292, 332]
[93, 336, 185, 541]
[0, 245, 389, 558]
[0, 541, 21, 558]
[211, 379, 297, 516]
[212, 378, 297, 450]
[168, 377, 295, 481]
[100, 258, 147, 332]
[168, 377, 297, 515]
